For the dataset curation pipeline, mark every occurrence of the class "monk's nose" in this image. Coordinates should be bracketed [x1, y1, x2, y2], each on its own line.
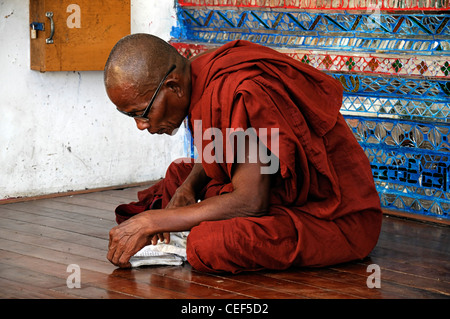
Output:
[135, 119, 150, 131]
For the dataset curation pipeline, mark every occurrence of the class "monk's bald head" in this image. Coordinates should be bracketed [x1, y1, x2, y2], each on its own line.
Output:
[104, 33, 186, 95]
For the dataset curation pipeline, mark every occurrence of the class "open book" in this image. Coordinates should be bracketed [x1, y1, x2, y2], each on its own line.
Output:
[129, 231, 189, 267]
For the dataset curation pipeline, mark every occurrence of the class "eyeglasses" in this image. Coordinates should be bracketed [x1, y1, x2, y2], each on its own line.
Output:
[116, 64, 176, 121]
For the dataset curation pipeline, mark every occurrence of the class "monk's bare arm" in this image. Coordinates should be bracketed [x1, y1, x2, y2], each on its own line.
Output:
[108, 141, 272, 267]
[149, 159, 271, 232]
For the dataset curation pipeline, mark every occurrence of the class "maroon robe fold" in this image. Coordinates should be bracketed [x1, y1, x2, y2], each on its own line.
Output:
[115, 40, 382, 273]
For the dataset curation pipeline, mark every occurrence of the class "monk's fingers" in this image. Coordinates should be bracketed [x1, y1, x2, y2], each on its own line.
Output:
[110, 241, 133, 268]
[117, 250, 132, 268]
[107, 242, 121, 267]
[107, 226, 120, 258]
[149, 233, 168, 245]
[108, 227, 115, 249]
[158, 233, 166, 243]
[107, 230, 134, 268]
[106, 245, 114, 264]
[107, 237, 125, 267]
[163, 232, 170, 244]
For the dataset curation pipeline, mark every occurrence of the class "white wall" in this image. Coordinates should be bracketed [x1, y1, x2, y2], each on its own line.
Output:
[0, 1, 185, 200]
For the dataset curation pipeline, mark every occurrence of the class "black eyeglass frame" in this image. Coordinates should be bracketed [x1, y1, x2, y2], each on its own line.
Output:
[116, 64, 176, 120]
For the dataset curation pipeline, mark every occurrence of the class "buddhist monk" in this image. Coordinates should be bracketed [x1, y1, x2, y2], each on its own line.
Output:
[104, 33, 382, 273]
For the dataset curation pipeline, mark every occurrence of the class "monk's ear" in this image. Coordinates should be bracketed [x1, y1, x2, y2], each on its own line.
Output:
[166, 79, 184, 98]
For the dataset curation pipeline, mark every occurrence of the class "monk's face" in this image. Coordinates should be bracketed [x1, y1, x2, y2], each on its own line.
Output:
[107, 78, 190, 136]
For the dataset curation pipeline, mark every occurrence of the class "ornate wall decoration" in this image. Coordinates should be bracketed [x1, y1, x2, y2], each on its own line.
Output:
[178, 0, 449, 11]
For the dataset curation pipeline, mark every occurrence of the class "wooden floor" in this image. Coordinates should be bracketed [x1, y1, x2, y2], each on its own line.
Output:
[0, 184, 449, 300]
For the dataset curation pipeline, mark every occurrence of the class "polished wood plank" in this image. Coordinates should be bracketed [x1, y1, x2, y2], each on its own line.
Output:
[1, 185, 449, 299]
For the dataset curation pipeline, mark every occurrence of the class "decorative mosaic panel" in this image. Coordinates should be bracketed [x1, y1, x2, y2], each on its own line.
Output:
[173, 8, 450, 54]
[341, 96, 449, 122]
[171, 1, 450, 220]
[346, 116, 449, 218]
[178, 0, 450, 11]
[178, 9, 449, 36]
[283, 51, 450, 78]
[335, 74, 449, 100]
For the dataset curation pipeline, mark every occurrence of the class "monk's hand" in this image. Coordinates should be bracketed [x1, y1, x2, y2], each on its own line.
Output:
[107, 212, 155, 268]
[166, 183, 197, 209]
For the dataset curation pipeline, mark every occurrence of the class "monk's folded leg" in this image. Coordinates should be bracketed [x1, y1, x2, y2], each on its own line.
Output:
[289, 208, 382, 268]
[186, 211, 299, 274]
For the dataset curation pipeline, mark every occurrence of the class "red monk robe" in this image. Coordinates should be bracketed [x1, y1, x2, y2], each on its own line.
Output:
[115, 40, 382, 273]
